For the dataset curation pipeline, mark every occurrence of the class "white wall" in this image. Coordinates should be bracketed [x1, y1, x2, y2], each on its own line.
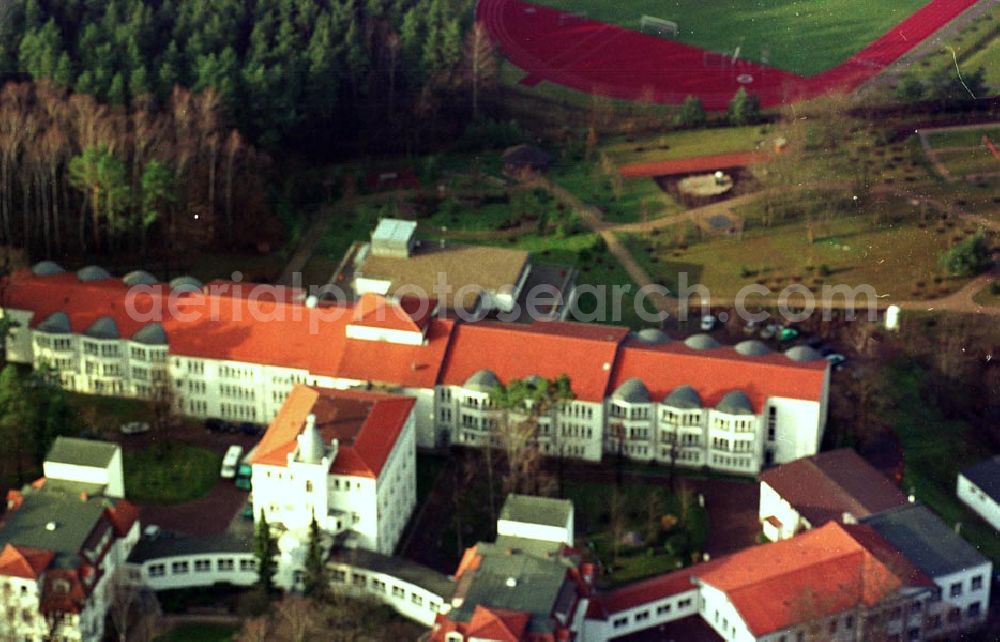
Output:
[599, 588, 700, 640]
[767, 397, 822, 465]
[931, 563, 993, 633]
[699, 583, 756, 642]
[758, 481, 801, 541]
[957, 473, 1000, 531]
[136, 552, 258, 591]
[43, 448, 124, 499]
[328, 561, 445, 627]
[496, 520, 571, 547]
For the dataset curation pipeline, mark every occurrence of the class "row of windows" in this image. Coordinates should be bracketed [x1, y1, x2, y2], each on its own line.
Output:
[220, 384, 255, 401]
[612, 598, 693, 629]
[559, 423, 593, 439]
[710, 454, 754, 468]
[83, 342, 119, 358]
[331, 569, 438, 611]
[712, 417, 755, 433]
[220, 403, 257, 420]
[147, 557, 255, 577]
[34, 335, 73, 351]
[219, 364, 253, 379]
[662, 410, 701, 426]
[711, 437, 755, 453]
[950, 574, 984, 597]
[660, 448, 702, 463]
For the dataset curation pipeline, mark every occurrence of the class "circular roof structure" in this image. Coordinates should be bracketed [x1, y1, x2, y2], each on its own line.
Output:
[123, 270, 158, 286]
[132, 323, 168, 345]
[635, 328, 670, 345]
[612, 378, 651, 404]
[83, 316, 120, 340]
[169, 276, 203, 292]
[684, 333, 721, 350]
[785, 345, 822, 362]
[37, 311, 71, 333]
[716, 390, 754, 415]
[734, 340, 771, 357]
[31, 261, 65, 276]
[76, 265, 111, 282]
[663, 385, 702, 409]
[465, 369, 500, 393]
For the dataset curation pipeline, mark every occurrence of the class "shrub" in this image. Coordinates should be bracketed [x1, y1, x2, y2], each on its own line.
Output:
[939, 231, 991, 277]
[727, 87, 761, 126]
[818, 264, 831, 277]
[675, 96, 707, 129]
[990, 280, 1000, 296]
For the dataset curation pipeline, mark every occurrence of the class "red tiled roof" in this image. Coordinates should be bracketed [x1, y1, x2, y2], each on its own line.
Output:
[760, 449, 908, 527]
[249, 385, 415, 478]
[440, 321, 629, 401]
[0, 544, 54, 579]
[611, 342, 827, 411]
[467, 605, 530, 642]
[336, 318, 454, 389]
[696, 522, 933, 636]
[350, 293, 435, 333]
[106, 500, 141, 537]
[618, 152, 769, 178]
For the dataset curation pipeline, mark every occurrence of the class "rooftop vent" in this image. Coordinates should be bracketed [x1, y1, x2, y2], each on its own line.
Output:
[505, 577, 518, 588]
[45, 521, 57, 531]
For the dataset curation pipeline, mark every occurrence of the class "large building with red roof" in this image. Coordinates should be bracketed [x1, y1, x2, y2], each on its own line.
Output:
[4, 262, 830, 476]
[0, 439, 140, 642]
[248, 385, 417, 556]
[583, 521, 937, 642]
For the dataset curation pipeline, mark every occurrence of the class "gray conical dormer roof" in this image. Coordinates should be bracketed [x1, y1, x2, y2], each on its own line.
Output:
[132, 323, 167, 345]
[123, 270, 158, 286]
[32, 261, 65, 276]
[684, 333, 720, 350]
[716, 390, 753, 415]
[612, 378, 650, 404]
[77, 265, 111, 282]
[297, 414, 325, 464]
[785, 345, 822, 362]
[663, 385, 702, 409]
[522, 374, 544, 390]
[735, 340, 771, 357]
[465, 369, 500, 393]
[37, 311, 71, 333]
[635, 328, 670, 345]
[169, 276, 203, 292]
[83, 316, 120, 340]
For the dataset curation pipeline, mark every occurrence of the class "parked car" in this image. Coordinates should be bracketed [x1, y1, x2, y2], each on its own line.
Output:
[700, 314, 718, 331]
[779, 327, 800, 342]
[205, 419, 224, 432]
[240, 422, 263, 436]
[826, 353, 847, 368]
[119, 421, 151, 435]
[221, 445, 244, 479]
[241, 504, 254, 520]
[743, 319, 760, 335]
[760, 323, 780, 340]
[142, 524, 161, 540]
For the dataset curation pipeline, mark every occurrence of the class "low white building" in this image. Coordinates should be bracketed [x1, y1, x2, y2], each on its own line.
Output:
[957, 456, 1000, 531]
[758, 448, 908, 541]
[862, 504, 993, 636]
[0, 439, 140, 642]
[496, 494, 574, 546]
[43, 436, 125, 499]
[127, 533, 257, 591]
[249, 385, 417, 556]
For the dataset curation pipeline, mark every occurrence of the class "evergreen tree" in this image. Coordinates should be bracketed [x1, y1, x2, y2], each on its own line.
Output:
[253, 512, 278, 594]
[303, 514, 329, 599]
[675, 95, 707, 128]
[727, 87, 760, 126]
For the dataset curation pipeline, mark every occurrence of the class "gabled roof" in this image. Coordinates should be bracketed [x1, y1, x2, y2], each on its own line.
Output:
[441, 321, 629, 402]
[0, 543, 54, 579]
[760, 449, 908, 527]
[697, 522, 933, 636]
[249, 385, 415, 478]
[961, 455, 1000, 502]
[860, 503, 989, 578]
[46, 437, 119, 469]
[467, 605, 530, 641]
[349, 293, 431, 333]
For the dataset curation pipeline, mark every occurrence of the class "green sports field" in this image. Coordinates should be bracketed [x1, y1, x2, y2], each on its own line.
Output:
[534, 0, 929, 75]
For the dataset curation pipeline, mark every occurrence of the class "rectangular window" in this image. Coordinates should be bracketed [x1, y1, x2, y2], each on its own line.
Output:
[217, 559, 234, 572]
[635, 611, 649, 622]
[194, 559, 211, 572]
[950, 582, 962, 598]
[971, 575, 983, 591]
[656, 603, 671, 615]
[352, 574, 367, 588]
[967, 602, 981, 618]
[239, 559, 256, 572]
[392, 586, 405, 598]
[148, 564, 165, 577]
[411, 593, 423, 606]
[612, 617, 627, 629]
[171, 561, 189, 574]
[332, 569, 346, 583]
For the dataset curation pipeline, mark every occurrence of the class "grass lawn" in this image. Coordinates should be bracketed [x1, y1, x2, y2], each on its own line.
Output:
[563, 480, 708, 587]
[882, 360, 1000, 562]
[156, 623, 237, 642]
[934, 147, 1000, 177]
[65, 393, 155, 438]
[926, 125, 1000, 149]
[903, 7, 1000, 84]
[534, 0, 927, 75]
[551, 161, 683, 224]
[972, 281, 1000, 307]
[125, 444, 222, 505]
[620, 213, 977, 302]
[599, 126, 773, 166]
[312, 202, 387, 269]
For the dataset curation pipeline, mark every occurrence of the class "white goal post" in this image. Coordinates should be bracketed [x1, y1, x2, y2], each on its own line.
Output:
[640, 15, 678, 38]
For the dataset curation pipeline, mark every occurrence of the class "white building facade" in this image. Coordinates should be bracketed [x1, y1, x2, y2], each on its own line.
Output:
[956, 457, 1000, 531]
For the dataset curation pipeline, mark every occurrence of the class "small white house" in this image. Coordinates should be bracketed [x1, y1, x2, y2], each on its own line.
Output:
[496, 494, 574, 546]
[957, 456, 1000, 531]
[42, 436, 125, 498]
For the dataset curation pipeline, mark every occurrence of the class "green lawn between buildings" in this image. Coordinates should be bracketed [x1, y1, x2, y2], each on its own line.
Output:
[926, 125, 1000, 149]
[125, 444, 222, 505]
[533, 0, 927, 75]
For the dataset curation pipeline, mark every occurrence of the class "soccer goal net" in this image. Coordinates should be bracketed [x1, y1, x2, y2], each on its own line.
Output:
[640, 15, 678, 39]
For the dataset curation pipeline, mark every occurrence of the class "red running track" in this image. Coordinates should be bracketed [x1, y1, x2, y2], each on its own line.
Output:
[478, 0, 981, 110]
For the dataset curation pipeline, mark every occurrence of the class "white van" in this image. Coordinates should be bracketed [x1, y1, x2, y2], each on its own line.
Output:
[220, 445, 244, 479]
